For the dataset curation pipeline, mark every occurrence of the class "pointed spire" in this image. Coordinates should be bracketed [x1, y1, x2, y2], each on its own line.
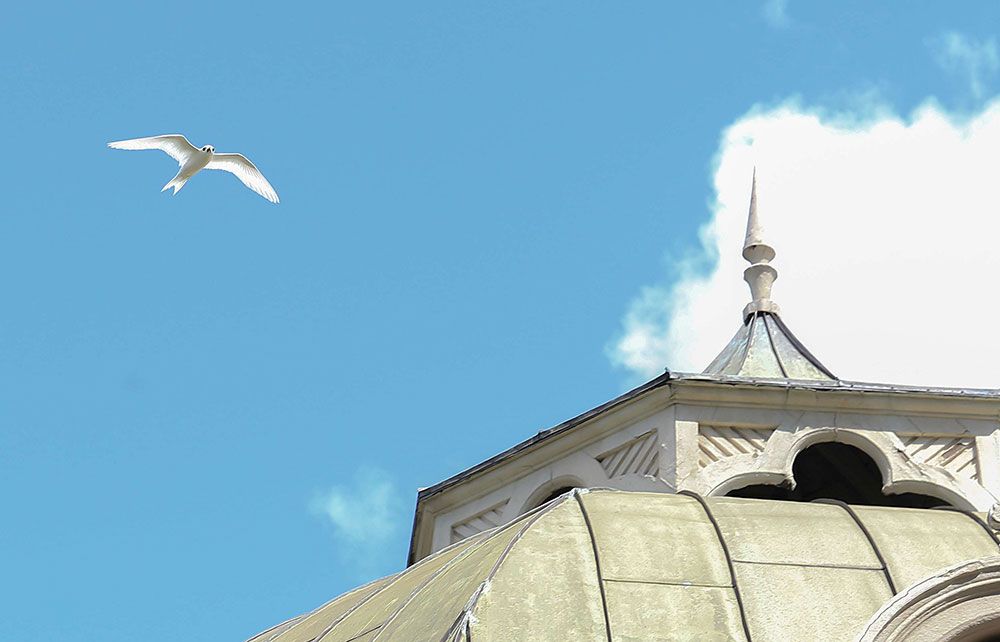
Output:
[742, 169, 774, 262]
[741, 169, 780, 321]
[701, 169, 836, 380]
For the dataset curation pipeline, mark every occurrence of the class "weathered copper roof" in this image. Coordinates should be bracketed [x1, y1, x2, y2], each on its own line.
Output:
[703, 311, 836, 380]
[249, 491, 1000, 642]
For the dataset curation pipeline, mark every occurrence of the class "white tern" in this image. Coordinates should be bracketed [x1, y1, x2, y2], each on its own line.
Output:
[108, 134, 279, 204]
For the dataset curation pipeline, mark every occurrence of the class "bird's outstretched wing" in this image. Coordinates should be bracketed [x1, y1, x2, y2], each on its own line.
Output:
[107, 135, 198, 164]
[205, 153, 280, 204]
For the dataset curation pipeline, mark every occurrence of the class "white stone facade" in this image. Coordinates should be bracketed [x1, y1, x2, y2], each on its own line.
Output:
[410, 377, 1000, 562]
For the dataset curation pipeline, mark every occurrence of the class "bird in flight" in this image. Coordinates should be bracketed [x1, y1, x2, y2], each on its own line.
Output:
[107, 134, 279, 204]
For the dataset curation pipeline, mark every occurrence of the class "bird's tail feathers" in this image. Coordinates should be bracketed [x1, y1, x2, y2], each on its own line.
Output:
[162, 175, 189, 195]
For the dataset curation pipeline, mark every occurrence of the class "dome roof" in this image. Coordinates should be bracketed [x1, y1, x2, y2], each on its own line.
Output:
[250, 491, 999, 642]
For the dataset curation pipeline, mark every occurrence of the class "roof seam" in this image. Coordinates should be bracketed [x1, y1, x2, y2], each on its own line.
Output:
[243, 613, 307, 642]
[440, 493, 568, 642]
[314, 528, 495, 642]
[931, 505, 1000, 547]
[678, 491, 753, 642]
[810, 499, 897, 594]
[345, 626, 380, 641]
[602, 577, 732, 589]
[734, 314, 755, 376]
[768, 313, 837, 379]
[730, 558, 884, 572]
[259, 573, 393, 642]
[574, 491, 614, 642]
[761, 314, 788, 378]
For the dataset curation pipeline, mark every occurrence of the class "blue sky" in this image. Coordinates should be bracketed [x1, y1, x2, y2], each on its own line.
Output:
[4, 2, 1000, 640]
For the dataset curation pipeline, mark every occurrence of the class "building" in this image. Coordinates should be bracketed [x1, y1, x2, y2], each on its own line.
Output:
[249, 175, 1000, 641]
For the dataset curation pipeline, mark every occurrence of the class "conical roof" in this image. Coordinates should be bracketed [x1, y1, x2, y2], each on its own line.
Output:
[703, 171, 835, 380]
[248, 490, 999, 642]
[704, 311, 835, 380]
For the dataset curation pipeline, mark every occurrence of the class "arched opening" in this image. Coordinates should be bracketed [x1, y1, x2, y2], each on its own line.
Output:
[521, 480, 582, 514]
[538, 486, 575, 506]
[727, 442, 950, 508]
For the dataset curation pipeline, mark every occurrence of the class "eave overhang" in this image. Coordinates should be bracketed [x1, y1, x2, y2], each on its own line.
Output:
[407, 372, 1000, 564]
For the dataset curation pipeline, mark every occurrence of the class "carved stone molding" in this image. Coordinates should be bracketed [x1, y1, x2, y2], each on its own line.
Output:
[684, 426, 994, 511]
[858, 556, 1000, 642]
[450, 500, 508, 544]
[697, 424, 774, 469]
[897, 434, 978, 482]
[595, 430, 658, 478]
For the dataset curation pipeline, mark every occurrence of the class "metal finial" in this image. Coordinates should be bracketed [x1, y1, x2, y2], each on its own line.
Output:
[742, 169, 780, 321]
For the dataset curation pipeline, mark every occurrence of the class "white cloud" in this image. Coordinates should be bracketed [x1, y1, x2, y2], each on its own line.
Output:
[762, 0, 792, 29]
[929, 32, 999, 98]
[311, 466, 405, 576]
[609, 97, 1000, 389]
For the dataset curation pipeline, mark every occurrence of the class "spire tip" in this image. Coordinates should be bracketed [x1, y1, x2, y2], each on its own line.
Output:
[741, 170, 779, 321]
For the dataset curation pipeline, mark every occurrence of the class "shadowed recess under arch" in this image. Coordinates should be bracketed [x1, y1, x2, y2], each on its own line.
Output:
[727, 442, 950, 508]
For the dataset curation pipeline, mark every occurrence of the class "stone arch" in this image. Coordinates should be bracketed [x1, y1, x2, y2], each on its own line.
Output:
[691, 423, 993, 510]
[859, 556, 1000, 642]
[520, 475, 585, 513]
[720, 438, 957, 508]
[883, 478, 975, 511]
[789, 429, 986, 509]
[709, 471, 788, 496]
[781, 428, 895, 489]
[700, 427, 984, 510]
